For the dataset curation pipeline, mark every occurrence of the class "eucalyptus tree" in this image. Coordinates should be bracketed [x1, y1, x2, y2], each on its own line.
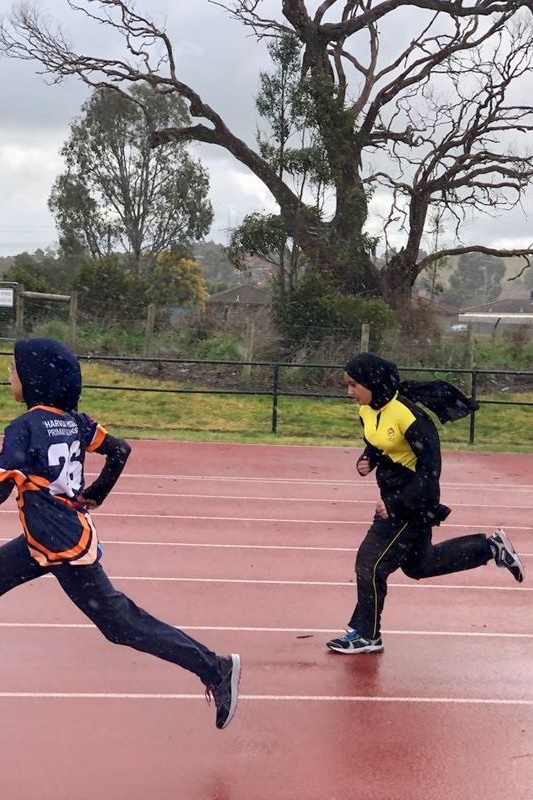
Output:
[49, 83, 213, 271]
[228, 33, 334, 303]
[3, 1, 533, 309]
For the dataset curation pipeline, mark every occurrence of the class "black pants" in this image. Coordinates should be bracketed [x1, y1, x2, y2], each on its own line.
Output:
[0, 535, 221, 686]
[348, 514, 492, 639]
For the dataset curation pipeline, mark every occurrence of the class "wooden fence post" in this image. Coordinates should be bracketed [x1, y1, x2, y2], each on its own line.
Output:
[242, 314, 255, 384]
[144, 304, 156, 356]
[467, 322, 475, 370]
[15, 285, 24, 336]
[69, 290, 78, 348]
[360, 322, 370, 352]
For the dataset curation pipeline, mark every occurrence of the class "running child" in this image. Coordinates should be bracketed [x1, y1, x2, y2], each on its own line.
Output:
[326, 352, 524, 655]
[0, 337, 240, 728]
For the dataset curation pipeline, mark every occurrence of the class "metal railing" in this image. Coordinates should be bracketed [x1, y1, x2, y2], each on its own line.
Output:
[72, 355, 533, 443]
[3, 350, 533, 442]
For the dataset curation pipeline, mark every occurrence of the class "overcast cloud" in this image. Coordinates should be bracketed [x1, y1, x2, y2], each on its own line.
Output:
[0, 0, 531, 258]
[0, 0, 280, 255]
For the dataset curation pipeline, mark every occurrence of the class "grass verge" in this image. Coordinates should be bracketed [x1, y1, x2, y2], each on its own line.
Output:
[0, 354, 531, 452]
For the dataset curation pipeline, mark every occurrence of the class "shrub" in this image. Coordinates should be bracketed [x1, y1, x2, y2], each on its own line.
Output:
[195, 333, 242, 360]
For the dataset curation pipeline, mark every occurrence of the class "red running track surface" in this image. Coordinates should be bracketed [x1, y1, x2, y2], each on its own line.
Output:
[0, 440, 531, 800]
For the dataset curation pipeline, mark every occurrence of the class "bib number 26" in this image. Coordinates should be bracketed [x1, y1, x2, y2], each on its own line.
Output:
[47, 441, 83, 497]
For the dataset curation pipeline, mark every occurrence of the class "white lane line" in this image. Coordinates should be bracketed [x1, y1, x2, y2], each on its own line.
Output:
[3, 536, 530, 559]
[104, 491, 533, 510]
[104, 576, 530, 591]
[0, 536, 530, 557]
[0, 692, 530, 706]
[89, 472, 533, 492]
[96, 540, 533, 558]
[106, 540, 355, 552]
[89, 473, 359, 485]
[0, 623, 531, 639]
[113, 491, 372, 502]
[0, 509, 530, 530]
[0, 510, 375, 524]
[29, 573, 528, 592]
[0, 537, 354, 553]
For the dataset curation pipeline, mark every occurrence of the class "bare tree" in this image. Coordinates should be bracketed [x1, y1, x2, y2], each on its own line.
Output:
[2, 0, 533, 309]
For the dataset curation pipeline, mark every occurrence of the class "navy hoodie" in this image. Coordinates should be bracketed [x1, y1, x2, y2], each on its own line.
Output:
[14, 337, 82, 412]
[0, 338, 111, 566]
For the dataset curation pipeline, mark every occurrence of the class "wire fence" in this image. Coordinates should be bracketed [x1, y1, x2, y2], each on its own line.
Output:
[1, 349, 532, 442]
[63, 355, 533, 442]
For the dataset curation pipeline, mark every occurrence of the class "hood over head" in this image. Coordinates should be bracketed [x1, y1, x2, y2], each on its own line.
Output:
[14, 338, 82, 412]
[345, 353, 399, 410]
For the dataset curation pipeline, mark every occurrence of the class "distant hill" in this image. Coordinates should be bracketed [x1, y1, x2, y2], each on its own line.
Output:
[193, 241, 242, 286]
[0, 256, 15, 276]
[193, 241, 274, 289]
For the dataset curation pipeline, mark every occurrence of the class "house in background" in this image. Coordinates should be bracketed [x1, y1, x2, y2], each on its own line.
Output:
[205, 284, 271, 327]
[458, 295, 533, 334]
[203, 284, 273, 366]
[411, 294, 460, 331]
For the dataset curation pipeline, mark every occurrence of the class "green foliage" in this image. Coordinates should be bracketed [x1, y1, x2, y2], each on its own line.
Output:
[147, 252, 207, 308]
[1, 250, 79, 332]
[3, 249, 77, 294]
[234, 31, 377, 318]
[74, 255, 146, 322]
[240, 33, 336, 306]
[49, 84, 213, 266]
[205, 280, 232, 294]
[469, 336, 533, 371]
[76, 325, 147, 355]
[227, 213, 288, 272]
[442, 253, 505, 307]
[195, 333, 242, 360]
[4, 263, 48, 294]
[415, 256, 448, 300]
[193, 241, 241, 285]
[31, 320, 71, 341]
[256, 33, 331, 192]
[273, 269, 396, 348]
[256, 34, 301, 158]
[279, 365, 329, 388]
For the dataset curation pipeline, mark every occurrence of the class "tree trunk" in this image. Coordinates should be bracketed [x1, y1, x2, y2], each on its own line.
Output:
[381, 252, 416, 311]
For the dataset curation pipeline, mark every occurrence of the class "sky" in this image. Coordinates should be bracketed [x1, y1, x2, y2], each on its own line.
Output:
[0, 0, 280, 255]
[0, 0, 531, 259]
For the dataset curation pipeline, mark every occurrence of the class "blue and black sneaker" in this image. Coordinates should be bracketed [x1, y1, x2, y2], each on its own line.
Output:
[326, 629, 383, 654]
[205, 653, 241, 729]
[489, 528, 524, 583]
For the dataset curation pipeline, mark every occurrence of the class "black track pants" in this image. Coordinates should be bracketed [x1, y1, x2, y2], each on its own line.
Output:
[0, 535, 221, 686]
[348, 515, 492, 639]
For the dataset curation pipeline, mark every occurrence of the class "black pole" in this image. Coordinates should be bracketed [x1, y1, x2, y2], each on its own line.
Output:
[271, 363, 280, 433]
[469, 370, 478, 445]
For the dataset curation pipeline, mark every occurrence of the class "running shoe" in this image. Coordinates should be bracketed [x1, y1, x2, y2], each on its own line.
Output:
[326, 630, 383, 654]
[206, 653, 241, 729]
[489, 528, 524, 583]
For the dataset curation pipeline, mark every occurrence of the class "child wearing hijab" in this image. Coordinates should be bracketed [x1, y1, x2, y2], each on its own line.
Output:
[327, 353, 524, 654]
[0, 338, 240, 728]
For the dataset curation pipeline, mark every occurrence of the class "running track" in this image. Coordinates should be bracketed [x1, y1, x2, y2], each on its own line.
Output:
[0, 441, 531, 800]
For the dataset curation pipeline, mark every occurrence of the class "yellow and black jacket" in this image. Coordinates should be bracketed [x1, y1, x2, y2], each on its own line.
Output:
[344, 353, 476, 526]
[358, 392, 447, 524]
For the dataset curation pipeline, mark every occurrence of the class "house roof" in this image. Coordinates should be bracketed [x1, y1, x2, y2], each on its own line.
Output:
[206, 284, 270, 306]
[460, 297, 533, 314]
[412, 294, 459, 316]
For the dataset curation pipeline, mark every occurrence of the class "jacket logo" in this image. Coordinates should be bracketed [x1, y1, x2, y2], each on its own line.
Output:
[386, 427, 395, 440]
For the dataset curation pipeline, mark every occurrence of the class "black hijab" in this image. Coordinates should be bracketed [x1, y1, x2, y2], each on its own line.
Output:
[344, 352, 478, 422]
